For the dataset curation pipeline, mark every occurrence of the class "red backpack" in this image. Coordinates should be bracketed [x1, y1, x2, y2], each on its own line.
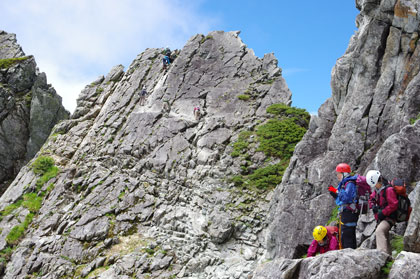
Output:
[382, 179, 412, 222]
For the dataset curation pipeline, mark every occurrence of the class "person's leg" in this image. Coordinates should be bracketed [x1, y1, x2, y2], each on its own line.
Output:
[340, 210, 358, 249]
[375, 220, 391, 254]
[341, 225, 357, 248]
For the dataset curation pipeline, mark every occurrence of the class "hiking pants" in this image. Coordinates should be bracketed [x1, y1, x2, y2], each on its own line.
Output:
[341, 210, 358, 249]
[376, 220, 391, 255]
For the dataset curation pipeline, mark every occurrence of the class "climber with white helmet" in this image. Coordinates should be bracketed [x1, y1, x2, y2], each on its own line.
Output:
[307, 225, 339, 257]
[328, 163, 359, 249]
[367, 170, 398, 255]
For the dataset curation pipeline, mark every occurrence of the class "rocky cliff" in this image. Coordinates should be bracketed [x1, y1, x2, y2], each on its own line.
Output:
[0, 31, 303, 278]
[0, 30, 69, 195]
[262, 0, 420, 277]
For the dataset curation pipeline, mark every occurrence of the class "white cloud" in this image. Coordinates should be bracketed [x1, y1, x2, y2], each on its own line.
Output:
[0, 0, 216, 112]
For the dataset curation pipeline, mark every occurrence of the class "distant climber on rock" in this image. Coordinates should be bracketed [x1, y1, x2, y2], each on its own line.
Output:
[163, 55, 171, 69]
[139, 86, 147, 105]
[367, 170, 398, 255]
[307, 225, 339, 257]
[164, 46, 171, 58]
[193, 106, 201, 120]
[328, 163, 359, 249]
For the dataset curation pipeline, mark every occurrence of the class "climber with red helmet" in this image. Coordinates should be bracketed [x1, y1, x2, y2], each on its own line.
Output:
[328, 163, 359, 249]
[307, 225, 339, 257]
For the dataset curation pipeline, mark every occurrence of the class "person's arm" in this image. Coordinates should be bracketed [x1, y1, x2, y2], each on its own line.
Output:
[307, 240, 318, 257]
[381, 187, 398, 217]
[329, 235, 339, 251]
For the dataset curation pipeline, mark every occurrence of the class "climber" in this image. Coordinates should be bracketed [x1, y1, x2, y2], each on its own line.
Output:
[164, 46, 171, 58]
[328, 163, 359, 249]
[163, 55, 171, 69]
[193, 106, 201, 120]
[162, 47, 172, 70]
[367, 170, 398, 255]
[307, 226, 339, 257]
[139, 86, 147, 105]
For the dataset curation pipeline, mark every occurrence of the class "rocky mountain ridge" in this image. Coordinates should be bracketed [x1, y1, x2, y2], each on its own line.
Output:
[0, 31, 298, 278]
[1, 0, 420, 278]
[0, 30, 69, 195]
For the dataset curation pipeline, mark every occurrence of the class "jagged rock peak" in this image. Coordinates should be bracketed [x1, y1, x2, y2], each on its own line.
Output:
[0, 31, 294, 278]
[0, 30, 69, 195]
[0, 30, 25, 59]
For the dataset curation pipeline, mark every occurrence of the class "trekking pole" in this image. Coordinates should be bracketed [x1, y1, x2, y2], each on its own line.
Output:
[338, 214, 342, 250]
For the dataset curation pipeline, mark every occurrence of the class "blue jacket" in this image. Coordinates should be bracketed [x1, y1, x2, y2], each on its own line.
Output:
[335, 175, 357, 206]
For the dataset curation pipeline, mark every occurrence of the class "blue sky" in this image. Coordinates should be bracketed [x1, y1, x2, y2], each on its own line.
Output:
[0, 1, 359, 114]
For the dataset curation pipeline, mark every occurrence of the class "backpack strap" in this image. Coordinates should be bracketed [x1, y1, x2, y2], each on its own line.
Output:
[380, 185, 390, 209]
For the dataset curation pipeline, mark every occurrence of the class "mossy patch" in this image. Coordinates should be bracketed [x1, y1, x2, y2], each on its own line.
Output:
[237, 94, 251, 101]
[1, 156, 59, 253]
[200, 35, 213, 44]
[0, 56, 29, 69]
[107, 234, 149, 257]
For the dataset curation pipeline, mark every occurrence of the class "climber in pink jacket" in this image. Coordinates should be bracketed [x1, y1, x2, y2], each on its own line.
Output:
[307, 226, 339, 257]
[367, 170, 398, 254]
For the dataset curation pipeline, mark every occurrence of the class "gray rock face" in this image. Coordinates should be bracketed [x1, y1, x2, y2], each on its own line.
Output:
[253, 249, 389, 279]
[0, 30, 69, 194]
[404, 181, 420, 252]
[389, 251, 420, 279]
[266, 0, 420, 259]
[0, 31, 291, 278]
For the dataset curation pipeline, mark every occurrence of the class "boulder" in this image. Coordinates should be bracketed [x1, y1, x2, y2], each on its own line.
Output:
[389, 251, 420, 279]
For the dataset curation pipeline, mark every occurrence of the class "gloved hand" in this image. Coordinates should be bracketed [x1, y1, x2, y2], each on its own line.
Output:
[328, 185, 337, 193]
[372, 205, 379, 214]
[377, 210, 386, 221]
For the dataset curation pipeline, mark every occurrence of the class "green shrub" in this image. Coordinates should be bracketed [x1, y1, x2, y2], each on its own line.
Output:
[0, 247, 14, 263]
[1, 200, 23, 217]
[256, 118, 307, 158]
[32, 156, 55, 175]
[381, 260, 394, 275]
[327, 206, 339, 225]
[238, 94, 251, 101]
[248, 160, 288, 190]
[6, 225, 25, 245]
[266, 103, 310, 128]
[391, 235, 404, 255]
[6, 213, 34, 245]
[22, 193, 43, 212]
[231, 131, 253, 157]
[410, 113, 420, 125]
[35, 166, 59, 191]
[230, 175, 244, 186]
